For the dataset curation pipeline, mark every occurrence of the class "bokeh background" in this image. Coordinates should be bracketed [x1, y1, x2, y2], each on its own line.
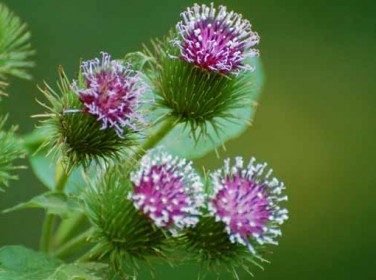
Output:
[1, 0, 375, 279]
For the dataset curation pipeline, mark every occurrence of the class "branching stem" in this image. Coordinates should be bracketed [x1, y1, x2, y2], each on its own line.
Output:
[132, 116, 176, 164]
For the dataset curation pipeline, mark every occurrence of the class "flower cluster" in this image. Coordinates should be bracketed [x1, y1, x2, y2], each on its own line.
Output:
[128, 149, 288, 258]
[31, 3, 287, 278]
[209, 157, 289, 253]
[173, 3, 260, 75]
[73, 52, 144, 137]
[130, 148, 205, 234]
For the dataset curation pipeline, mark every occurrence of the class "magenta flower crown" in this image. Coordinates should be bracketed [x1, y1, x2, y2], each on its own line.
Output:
[208, 157, 289, 254]
[129, 148, 205, 234]
[173, 3, 260, 75]
[73, 52, 145, 137]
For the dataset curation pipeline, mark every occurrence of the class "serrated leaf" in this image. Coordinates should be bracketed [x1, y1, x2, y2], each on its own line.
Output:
[2, 192, 82, 217]
[0, 246, 103, 280]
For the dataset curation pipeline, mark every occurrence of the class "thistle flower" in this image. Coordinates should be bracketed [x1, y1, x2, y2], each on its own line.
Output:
[173, 3, 259, 75]
[142, 4, 263, 153]
[38, 53, 146, 168]
[183, 157, 287, 277]
[130, 148, 204, 234]
[72, 52, 144, 137]
[209, 157, 289, 254]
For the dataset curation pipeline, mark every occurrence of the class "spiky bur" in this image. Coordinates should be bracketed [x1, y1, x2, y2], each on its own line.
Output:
[0, 115, 25, 190]
[37, 53, 145, 169]
[84, 169, 167, 277]
[173, 3, 259, 75]
[143, 5, 260, 141]
[183, 216, 267, 279]
[183, 157, 288, 278]
[129, 148, 205, 235]
[0, 3, 34, 95]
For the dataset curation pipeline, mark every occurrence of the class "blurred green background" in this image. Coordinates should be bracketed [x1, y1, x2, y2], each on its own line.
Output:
[0, 0, 375, 279]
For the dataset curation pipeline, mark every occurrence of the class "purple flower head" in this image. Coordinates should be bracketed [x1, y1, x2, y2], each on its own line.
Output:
[173, 3, 260, 75]
[74, 52, 145, 137]
[130, 148, 205, 234]
[209, 157, 288, 254]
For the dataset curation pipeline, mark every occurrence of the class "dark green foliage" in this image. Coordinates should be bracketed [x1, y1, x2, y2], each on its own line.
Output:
[183, 216, 268, 279]
[84, 170, 167, 276]
[0, 245, 104, 279]
[0, 3, 34, 95]
[38, 68, 135, 170]
[0, 115, 25, 190]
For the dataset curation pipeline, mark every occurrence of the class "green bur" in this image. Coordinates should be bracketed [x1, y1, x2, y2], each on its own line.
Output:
[183, 216, 268, 279]
[139, 35, 264, 159]
[84, 170, 167, 277]
[38, 68, 134, 169]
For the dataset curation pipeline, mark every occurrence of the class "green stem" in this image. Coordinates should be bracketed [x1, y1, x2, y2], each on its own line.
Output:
[53, 213, 86, 248]
[39, 214, 55, 252]
[52, 228, 93, 259]
[55, 163, 69, 192]
[132, 116, 176, 164]
[39, 163, 69, 252]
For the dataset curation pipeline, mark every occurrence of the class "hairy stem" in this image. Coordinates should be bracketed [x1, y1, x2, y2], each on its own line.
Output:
[39, 214, 55, 253]
[39, 163, 69, 252]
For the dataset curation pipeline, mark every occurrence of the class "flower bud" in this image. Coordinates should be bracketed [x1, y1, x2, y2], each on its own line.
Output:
[146, 3, 261, 139]
[129, 147, 205, 235]
[184, 156, 288, 277]
[38, 52, 146, 168]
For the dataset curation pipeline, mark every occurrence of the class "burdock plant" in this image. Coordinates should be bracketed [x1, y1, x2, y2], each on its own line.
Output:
[0, 2, 289, 279]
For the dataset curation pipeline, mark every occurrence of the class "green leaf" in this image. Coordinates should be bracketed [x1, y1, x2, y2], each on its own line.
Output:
[2, 192, 82, 217]
[0, 246, 104, 280]
[29, 150, 89, 194]
[23, 128, 91, 194]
